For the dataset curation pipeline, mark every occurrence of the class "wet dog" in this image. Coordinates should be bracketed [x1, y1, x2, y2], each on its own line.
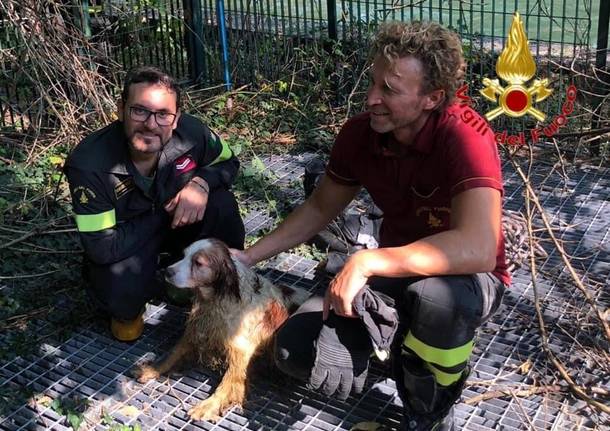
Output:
[133, 238, 309, 422]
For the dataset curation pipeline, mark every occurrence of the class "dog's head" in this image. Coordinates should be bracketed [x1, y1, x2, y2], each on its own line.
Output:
[166, 238, 240, 301]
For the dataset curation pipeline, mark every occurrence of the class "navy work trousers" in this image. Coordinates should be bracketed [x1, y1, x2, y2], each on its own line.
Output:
[275, 273, 505, 384]
[84, 188, 245, 320]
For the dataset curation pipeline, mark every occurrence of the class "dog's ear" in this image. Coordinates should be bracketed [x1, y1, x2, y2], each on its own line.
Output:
[216, 255, 240, 301]
[211, 240, 241, 301]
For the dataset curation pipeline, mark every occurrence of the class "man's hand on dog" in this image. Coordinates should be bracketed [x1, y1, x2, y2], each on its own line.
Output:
[164, 179, 209, 229]
[229, 248, 255, 266]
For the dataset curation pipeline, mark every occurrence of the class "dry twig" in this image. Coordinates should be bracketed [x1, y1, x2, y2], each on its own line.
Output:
[464, 385, 563, 405]
[1, 0, 120, 158]
[508, 152, 610, 343]
[519, 145, 610, 415]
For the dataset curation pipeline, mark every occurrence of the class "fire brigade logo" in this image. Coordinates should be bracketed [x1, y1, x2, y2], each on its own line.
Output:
[480, 12, 553, 121]
[73, 186, 96, 205]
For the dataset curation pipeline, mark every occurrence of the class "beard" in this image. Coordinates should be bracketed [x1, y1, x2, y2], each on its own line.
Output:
[369, 113, 394, 134]
[126, 129, 166, 155]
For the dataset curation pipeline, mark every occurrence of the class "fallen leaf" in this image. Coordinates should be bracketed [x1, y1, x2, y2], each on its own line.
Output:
[37, 395, 53, 407]
[118, 405, 140, 418]
[517, 359, 533, 374]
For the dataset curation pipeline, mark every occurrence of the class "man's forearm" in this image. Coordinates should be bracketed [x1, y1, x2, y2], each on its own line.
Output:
[245, 175, 360, 266]
[245, 200, 334, 265]
[81, 210, 168, 265]
[357, 229, 497, 279]
[358, 187, 502, 279]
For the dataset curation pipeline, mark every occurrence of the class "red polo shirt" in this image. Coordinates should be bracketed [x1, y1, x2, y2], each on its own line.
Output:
[326, 104, 510, 286]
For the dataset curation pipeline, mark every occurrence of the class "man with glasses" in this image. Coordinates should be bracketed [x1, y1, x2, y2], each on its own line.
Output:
[65, 66, 244, 341]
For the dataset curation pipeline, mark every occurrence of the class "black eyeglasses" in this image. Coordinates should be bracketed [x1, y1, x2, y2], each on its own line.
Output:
[129, 106, 177, 126]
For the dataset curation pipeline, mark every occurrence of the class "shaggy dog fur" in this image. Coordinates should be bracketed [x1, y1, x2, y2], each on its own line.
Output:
[133, 238, 309, 422]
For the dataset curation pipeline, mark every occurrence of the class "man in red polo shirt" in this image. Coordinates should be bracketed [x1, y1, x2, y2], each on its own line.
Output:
[235, 21, 509, 430]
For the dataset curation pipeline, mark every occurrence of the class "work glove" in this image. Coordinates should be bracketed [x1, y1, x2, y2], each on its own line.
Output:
[352, 289, 398, 361]
[308, 311, 373, 400]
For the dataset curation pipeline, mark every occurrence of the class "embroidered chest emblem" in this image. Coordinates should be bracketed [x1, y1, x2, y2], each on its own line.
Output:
[416, 206, 451, 229]
[175, 155, 197, 175]
[428, 212, 443, 228]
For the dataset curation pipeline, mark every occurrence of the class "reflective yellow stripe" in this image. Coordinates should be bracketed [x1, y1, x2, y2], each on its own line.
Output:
[209, 139, 233, 166]
[75, 209, 116, 232]
[426, 363, 463, 386]
[404, 332, 473, 368]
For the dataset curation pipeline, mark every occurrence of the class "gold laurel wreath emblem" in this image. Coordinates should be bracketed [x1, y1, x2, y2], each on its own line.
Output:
[480, 12, 553, 121]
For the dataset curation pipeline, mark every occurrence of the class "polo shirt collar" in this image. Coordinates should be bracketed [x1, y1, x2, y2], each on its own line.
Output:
[410, 110, 440, 154]
[160, 131, 196, 168]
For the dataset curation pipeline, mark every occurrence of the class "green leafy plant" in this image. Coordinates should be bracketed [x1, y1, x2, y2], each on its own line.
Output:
[102, 413, 142, 431]
[50, 396, 90, 430]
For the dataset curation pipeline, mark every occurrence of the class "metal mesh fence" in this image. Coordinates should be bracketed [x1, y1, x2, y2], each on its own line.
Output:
[88, 0, 190, 80]
[0, 0, 608, 132]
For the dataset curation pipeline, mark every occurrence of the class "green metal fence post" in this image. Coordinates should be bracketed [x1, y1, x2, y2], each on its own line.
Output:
[327, 0, 337, 40]
[593, 0, 609, 155]
[183, 0, 206, 83]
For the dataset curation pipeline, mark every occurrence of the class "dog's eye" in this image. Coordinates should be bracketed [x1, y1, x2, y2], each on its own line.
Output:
[192, 256, 206, 269]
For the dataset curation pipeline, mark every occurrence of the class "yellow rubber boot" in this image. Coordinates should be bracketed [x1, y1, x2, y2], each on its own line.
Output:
[111, 313, 144, 342]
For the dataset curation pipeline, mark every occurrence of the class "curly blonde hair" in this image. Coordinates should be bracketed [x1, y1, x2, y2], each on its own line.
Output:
[370, 21, 465, 110]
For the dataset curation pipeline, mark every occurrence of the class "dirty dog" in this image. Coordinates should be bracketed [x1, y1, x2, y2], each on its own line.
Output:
[134, 238, 309, 422]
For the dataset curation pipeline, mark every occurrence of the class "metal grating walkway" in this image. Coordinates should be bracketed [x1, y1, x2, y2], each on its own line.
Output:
[1, 154, 608, 430]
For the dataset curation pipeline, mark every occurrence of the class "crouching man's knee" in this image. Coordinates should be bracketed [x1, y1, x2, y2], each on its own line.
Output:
[84, 255, 161, 320]
[390, 274, 505, 429]
[273, 316, 318, 381]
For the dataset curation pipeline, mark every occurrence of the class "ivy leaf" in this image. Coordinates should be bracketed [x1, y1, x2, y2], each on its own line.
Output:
[277, 80, 288, 93]
[231, 143, 242, 156]
[48, 156, 64, 165]
[67, 411, 83, 430]
[50, 398, 63, 415]
[251, 156, 266, 174]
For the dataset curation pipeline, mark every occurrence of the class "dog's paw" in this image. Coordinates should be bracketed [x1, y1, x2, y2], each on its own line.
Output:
[132, 364, 160, 383]
[188, 397, 237, 423]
